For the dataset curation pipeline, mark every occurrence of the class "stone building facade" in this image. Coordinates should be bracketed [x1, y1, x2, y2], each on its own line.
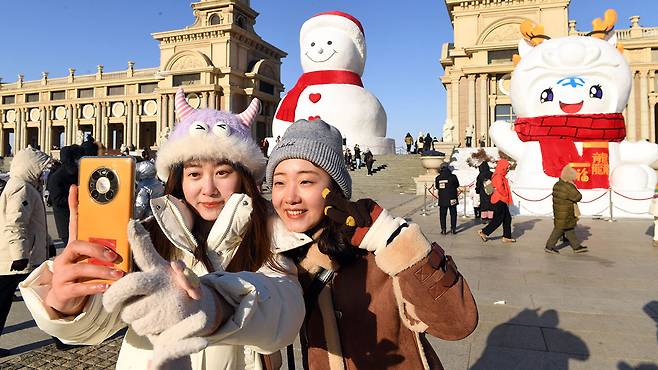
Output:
[440, 0, 658, 147]
[0, 0, 285, 157]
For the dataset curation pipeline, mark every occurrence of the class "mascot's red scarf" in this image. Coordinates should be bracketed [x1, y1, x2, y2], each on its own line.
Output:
[514, 113, 625, 189]
[275, 70, 363, 122]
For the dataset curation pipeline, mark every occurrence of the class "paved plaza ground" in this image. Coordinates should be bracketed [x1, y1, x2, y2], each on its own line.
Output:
[0, 154, 657, 369]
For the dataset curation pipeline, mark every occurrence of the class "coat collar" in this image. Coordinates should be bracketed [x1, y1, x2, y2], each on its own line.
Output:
[271, 217, 314, 253]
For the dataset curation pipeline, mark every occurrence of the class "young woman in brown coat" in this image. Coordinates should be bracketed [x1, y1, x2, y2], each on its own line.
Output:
[266, 119, 478, 370]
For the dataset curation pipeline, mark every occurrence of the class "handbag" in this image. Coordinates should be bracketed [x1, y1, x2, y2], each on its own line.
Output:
[574, 203, 581, 218]
[483, 179, 494, 196]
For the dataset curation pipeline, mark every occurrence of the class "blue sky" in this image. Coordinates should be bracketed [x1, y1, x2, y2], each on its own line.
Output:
[0, 1, 656, 146]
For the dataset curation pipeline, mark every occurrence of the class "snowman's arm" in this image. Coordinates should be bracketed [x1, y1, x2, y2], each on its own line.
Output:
[489, 120, 524, 160]
[617, 140, 658, 165]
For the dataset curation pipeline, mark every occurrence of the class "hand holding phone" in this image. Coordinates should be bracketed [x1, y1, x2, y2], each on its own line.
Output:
[77, 157, 135, 284]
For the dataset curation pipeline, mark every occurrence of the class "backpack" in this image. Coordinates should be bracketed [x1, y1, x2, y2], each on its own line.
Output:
[483, 179, 494, 196]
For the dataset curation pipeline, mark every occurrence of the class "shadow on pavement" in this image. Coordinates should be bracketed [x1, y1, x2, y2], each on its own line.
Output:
[8, 339, 54, 355]
[512, 218, 541, 238]
[470, 308, 589, 370]
[616, 301, 658, 369]
[3, 319, 37, 335]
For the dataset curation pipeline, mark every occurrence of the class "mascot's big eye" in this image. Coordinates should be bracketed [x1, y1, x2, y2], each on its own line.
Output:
[189, 121, 209, 136]
[212, 121, 231, 137]
[311, 42, 315, 47]
[540, 88, 554, 103]
[589, 85, 603, 99]
[327, 41, 333, 45]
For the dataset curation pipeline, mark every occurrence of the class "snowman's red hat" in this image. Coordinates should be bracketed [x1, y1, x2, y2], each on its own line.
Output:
[301, 11, 366, 60]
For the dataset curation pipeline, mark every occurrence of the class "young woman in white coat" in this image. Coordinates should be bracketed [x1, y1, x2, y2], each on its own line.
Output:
[20, 89, 304, 370]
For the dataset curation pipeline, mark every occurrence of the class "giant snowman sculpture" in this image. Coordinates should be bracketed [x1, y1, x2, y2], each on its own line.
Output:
[489, 10, 658, 218]
[272, 11, 395, 154]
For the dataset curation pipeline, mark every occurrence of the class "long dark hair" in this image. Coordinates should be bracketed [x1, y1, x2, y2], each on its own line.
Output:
[146, 160, 274, 273]
[281, 180, 364, 267]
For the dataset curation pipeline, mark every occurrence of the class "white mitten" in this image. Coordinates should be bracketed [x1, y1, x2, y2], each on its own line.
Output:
[102, 220, 220, 369]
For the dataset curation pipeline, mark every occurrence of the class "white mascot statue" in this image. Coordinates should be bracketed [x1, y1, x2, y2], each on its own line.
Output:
[489, 10, 658, 217]
[272, 11, 395, 154]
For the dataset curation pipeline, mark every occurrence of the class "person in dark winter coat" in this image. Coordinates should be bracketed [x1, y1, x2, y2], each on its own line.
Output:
[80, 135, 99, 156]
[435, 163, 460, 234]
[353, 144, 362, 169]
[545, 165, 588, 254]
[422, 133, 432, 153]
[363, 148, 375, 175]
[45, 145, 84, 246]
[475, 161, 494, 223]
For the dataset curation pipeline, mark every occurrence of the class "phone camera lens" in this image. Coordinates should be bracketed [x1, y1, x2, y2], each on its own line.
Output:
[106, 190, 115, 199]
[91, 190, 99, 199]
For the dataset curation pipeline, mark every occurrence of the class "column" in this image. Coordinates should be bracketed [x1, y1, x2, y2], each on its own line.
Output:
[650, 97, 656, 142]
[66, 105, 73, 145]
[626, 71, 637, 141]
[40, 108, 47, 151]
[17, 109, 25, 150]
[201, 92, 208, 108]
[479, 74, 489, 146]
[126, 100, 133, 148]
[640, 70, 650, 140]
[134, 100, 141, 148]
[445, 82, 451, 126]
[450, 77, 460, 131]
[209, 91, 216, 109]
[168, 93, 175, 128]
[467, 74, 476, 145]
[94, 103, 101, 141]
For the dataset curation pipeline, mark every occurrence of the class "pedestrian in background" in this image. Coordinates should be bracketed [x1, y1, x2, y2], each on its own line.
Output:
[133, 160, 165, 220]
[46, 145, 84, 246]
[476, 161, 494, 224]
[435, 163, 460, 234]
[353, 144, 362, 169]
[478, 159, 515, 243]
[344, 147, 353, 171]
[364, 148, 375, 176]
[423, 133, 432, 153]
[404, 133, 413, 153]
[0, 148, 51, 357]
[545, 165, 588, 254]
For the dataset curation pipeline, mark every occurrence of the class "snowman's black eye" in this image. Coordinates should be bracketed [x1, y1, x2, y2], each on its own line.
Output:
[327, 41, 332, 45]
[311, 42, 315, 47]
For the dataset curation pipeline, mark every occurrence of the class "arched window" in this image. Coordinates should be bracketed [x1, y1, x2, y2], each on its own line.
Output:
[236, 15, 245, 28]
[209, 14, 221, 25]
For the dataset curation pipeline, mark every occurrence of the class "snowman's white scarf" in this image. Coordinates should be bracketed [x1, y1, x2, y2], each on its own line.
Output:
[275, 70, 363, 122]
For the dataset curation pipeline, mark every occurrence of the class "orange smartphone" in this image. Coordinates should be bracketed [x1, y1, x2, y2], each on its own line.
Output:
[78, 157, 135, 284]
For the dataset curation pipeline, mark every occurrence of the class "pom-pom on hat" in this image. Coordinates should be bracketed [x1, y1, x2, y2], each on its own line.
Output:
[266, 119, 352, 199]
[155, 88, 265, 182]
[301, 11, 366, 60]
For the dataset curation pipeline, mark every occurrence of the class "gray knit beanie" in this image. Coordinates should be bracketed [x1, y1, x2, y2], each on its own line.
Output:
[266, 119, 352, 199]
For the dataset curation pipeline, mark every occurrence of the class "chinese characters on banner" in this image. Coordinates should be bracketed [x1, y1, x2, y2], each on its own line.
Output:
[569, 142, 609, 189]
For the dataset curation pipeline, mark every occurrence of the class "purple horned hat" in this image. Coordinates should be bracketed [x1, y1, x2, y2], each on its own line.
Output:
[156, 88, 265, 181]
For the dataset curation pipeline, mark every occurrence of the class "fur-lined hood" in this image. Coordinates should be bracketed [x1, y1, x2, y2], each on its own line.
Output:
[9, 147, 50, 184]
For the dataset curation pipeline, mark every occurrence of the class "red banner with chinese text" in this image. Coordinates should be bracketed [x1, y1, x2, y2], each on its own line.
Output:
[568, 142, 609, 189]
[538, 141, 609, 189]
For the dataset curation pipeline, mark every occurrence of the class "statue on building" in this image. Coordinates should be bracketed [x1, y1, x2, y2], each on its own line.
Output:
[465, 124, 474, 147]
[75, 130, 85, 145]
[158, 127, 171, 146]
[271, 11, 394, 154]
[489, 9, 658, 195]
[442, 119, 455, 143]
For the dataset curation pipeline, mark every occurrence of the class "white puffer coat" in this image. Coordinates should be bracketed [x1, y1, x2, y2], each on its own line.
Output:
[20, 193, 305, 370]
[0, 148, 51, 275]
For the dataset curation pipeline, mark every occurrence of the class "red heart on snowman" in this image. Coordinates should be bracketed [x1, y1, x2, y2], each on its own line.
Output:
[309, 93, 322, 103]
[308, 116, 321, 121]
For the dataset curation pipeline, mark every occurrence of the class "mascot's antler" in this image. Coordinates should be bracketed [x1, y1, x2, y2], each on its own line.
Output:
[520, 20, 550, 46]
[588, 9, 624, 52]
[514, 20, 550, 66]
[588, 9, 617, 39]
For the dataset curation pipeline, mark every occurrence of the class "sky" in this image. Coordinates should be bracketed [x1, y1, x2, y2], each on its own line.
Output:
[0, 0, 657, 146]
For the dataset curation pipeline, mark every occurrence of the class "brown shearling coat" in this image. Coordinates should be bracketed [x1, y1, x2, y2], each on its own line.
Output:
[295, 223, 478, 370]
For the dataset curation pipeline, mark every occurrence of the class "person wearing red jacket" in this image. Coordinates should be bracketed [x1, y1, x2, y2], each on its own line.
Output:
[478, 159, 516, 243]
